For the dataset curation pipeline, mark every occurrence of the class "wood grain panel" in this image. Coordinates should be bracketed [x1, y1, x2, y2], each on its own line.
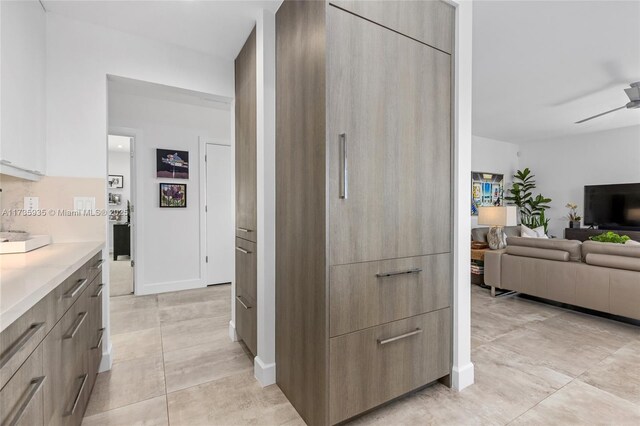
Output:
[275, 1, 328, 425]
[235, 26, 257, 242]
[330, 254, 451, 337]
[330, 0, 454, 54]
[327, 6, 452, 266]
[329, 308, 451, 424]
[235, 294, 257, 356]
[235, 237, 257, 302]
[0, 344, 44, 426]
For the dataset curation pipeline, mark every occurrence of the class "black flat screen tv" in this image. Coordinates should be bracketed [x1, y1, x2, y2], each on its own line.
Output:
[584, 183, 640, 230]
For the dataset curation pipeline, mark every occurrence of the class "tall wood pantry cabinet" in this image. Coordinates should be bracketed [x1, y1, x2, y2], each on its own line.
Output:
[275, 1, 455, 425]
[235, 27, 258, 357]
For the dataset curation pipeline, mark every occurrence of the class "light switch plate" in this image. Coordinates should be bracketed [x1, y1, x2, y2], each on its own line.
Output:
[24, 197, 39, 211]
[73, 197, 96, 212]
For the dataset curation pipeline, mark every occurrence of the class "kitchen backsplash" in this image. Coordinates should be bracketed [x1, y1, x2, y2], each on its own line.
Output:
[1, 174, 106, 243]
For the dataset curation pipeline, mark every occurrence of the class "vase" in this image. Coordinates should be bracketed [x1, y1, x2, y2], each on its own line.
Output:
[569, 221, 580, 229]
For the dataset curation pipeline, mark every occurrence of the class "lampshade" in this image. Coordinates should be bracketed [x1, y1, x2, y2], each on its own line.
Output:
[478, 206, 518, 227]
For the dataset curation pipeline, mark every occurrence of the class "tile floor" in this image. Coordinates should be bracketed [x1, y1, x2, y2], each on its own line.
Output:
[83, 284, 640, 425]
[109, 258, 133, 296]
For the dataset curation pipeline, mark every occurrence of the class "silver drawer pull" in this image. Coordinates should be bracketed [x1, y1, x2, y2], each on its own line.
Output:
[92, 328, 105, 350]
[63, 312, 88, 340]
[236, 247, 252, 254]
[236, 295, 252, 310]
[5, 375, 46, 426]
[237, 227, 253, 233]
[375, 268, 422, 278]
[93, 259, 105, 270]
[377, 328, 423, 345]
[0, 323, 45, 369]
[92, 284, 104, 298]
[64, 374, 88, 417]
[63, 278, 88, 299]
[339, 133, 348, 199]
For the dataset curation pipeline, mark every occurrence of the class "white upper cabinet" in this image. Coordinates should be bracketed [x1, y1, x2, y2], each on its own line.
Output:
[0, 0, 46, 179]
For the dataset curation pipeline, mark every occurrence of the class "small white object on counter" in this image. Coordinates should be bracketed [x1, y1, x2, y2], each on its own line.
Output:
[0, 241, 104, 332]
[0, 235, 51, 254]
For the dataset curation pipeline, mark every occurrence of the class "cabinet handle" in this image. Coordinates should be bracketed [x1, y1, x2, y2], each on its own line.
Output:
[235, 247, 252, 254]
[63, 278, 88, 299]
[236, 295, 252, 310]
[92, 328, 105, 350]
[237, 227, 253, 233]
[64, 374, 88, 417]
[339, 133, 348, 199]
[5, 376, 46, 426]
[0, 323, 45, 369]
[63, 312, 88, 340]
[92, 284, 104, 298]
[377, 328, 423, 345]
[93, 258, 105, 270]
[375, 268, 422, 278]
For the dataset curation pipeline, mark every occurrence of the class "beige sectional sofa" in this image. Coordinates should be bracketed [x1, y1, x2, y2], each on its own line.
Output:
[484, 237, 640, 321]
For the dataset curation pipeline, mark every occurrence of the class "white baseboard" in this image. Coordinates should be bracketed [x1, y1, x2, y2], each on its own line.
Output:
[254, 356, 276, 387]
[228, 320, 239, 342]
[451, 361, 475, 391]
[99, 342, 113, 373]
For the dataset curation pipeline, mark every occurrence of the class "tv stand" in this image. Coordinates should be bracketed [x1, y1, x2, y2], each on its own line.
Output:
[565, 228, 640, 242]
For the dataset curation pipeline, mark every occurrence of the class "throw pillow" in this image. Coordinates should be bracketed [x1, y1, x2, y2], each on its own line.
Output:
[521, 224, 548, 238]
[625, 239, 640, 246]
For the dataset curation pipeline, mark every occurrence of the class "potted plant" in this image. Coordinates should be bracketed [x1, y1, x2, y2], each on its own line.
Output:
[505, 168, 552, 235]
[565, 203, 582, 229]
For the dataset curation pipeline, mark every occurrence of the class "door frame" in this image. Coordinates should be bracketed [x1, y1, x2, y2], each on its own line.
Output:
[109, 127, 141, 295]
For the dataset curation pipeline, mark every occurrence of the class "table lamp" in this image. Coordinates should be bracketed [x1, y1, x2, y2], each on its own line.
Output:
[478, 206, 518, 249]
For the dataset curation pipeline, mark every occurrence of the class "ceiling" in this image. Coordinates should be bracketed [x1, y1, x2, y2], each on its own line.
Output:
[108, 135, 131, 152]
[473, 0, 640, 143]
[43, 0, 283, 60]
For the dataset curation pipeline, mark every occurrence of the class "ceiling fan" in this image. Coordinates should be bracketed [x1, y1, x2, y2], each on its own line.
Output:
[575, 81, 640, 124]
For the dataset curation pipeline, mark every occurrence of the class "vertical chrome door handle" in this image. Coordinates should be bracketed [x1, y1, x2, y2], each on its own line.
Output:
[339, 133, 348, 199]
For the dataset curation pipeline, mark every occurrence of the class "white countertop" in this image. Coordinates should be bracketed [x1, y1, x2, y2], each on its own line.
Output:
[0, 241, 104, 332]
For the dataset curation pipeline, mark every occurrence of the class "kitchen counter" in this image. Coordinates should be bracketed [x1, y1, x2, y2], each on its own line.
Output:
[0, 241, 104, 332]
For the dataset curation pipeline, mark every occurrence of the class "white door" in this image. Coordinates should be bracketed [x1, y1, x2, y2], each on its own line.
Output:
[206, 143, 234, 285]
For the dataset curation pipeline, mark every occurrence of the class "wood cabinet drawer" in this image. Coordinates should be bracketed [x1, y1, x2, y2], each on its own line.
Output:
[85, 252, 104, 287]
[235, 294, 257, 356]
[0, 344, 45, 426]
[330, 254, 451, 336]
[236, 237, 257, 302]
[43, 295, 91, 426]
[0, 290, 54, 390]
[83, 275, 104, 396]
[329, 308, 451, 424]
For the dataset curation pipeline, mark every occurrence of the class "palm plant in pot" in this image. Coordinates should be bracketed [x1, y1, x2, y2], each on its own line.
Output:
[505, 168, 552, 235]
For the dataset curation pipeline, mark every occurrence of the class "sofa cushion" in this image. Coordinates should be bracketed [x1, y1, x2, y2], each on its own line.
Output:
[585, 253, 640, 272]
[582, 240, 640, 261]
[506, 237, 582, 262]
[506, 246, 570, 262]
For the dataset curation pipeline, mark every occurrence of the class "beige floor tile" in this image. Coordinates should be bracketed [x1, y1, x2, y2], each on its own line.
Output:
[110, 307, 160, 335]
[85, 355, 166, 416]
[109, 259, 133, 297]
[167, 371, 302, 426]
[111, 327, 163, 364]
[511, 380, 640, 425]
[161, 315, 230, 352]
[159, 299, 229, 324]
[109, 294, 158, 313]
[82, 395, 168, 426]
[578, 339, 640, 405]
[163, 340, 253, 393]
[157, 285, 229, 308]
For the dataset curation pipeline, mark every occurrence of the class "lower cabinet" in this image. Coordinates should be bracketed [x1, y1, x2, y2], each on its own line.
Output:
[235, 237, 257, 356]
[0, 252, 104, 426]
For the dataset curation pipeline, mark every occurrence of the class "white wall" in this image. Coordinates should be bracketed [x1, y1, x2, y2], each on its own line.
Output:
[109, 91, 230, 295]
[519, 125, 640, 237]
[46, 12, 234, 178]
[471, 135, 520, 228]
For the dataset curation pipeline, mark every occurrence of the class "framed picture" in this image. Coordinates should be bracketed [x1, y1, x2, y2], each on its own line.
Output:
[471, 172, 504, 215]
[159, 183, 187, 208]
[156, 149, 189, 179]
[108, 193, 121, 205]
[108, 175, 124, 189]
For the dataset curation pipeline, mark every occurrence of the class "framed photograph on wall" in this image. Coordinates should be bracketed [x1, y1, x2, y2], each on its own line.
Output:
[108, 175, 124, 189]
[471, 172, 504, 215]
[156, 149, 189, 179]
[159, 183, 187, 208]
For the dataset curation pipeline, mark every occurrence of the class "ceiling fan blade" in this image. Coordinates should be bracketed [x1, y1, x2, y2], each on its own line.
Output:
[575, 105, 627, 124]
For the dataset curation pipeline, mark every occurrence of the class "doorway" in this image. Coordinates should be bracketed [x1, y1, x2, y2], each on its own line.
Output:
[108, 134, 135, 296]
